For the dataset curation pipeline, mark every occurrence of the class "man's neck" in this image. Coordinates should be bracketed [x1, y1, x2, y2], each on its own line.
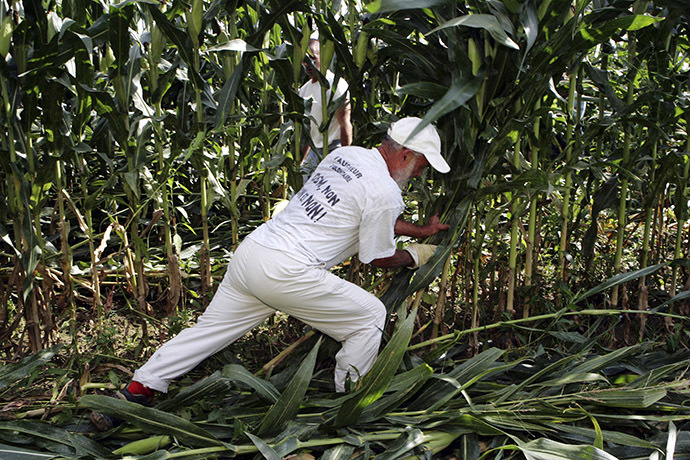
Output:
[377, 145, 395, 178]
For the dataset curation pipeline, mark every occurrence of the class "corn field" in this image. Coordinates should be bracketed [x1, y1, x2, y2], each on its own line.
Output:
[1, 0, 690, 458]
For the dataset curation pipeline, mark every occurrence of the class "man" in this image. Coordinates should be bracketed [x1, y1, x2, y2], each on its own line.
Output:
[91, 116, 450, 431]
[299, 38, 353, 181]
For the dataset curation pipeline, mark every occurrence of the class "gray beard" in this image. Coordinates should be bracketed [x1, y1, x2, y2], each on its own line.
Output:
[394, 177, 410, 190]
[392, 161, 416, 190]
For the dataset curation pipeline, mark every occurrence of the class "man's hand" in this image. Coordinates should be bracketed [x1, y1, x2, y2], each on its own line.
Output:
[422, 215, 449, 238]
[395, 215, 449, 239]
[405, 243, 438, 268]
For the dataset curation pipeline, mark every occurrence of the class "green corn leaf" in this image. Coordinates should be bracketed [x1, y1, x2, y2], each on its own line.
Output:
[401, 73, 484, 144]
[24, 40, 77, 75]
[571, 264, 667, 305]
[0, 420, 110, 458]
[222, 364, 280, 403]
[445, 414, 505, 436]
[364, 28, 439, 74]
[580, 15, 664, 44]
[213, 59, 245, 129]
[78, 84, 130, 152]
[257, 337, 322, 435]
[156, 370, 234, 411]
[658, 288, 690, 310]
[578, 388, 667, 409]
[245, 432, 282, 460]
[484, 416, 558, 433]
[0, 345, 61, 389]
[542, 423, 657, 449]
[108, 4, 131, 72]
[628, 357, 690, 388]
[375, 427, 426, 460]
[567, 346, 640, 375]
[496, 354, 581, 403]
[517, 3, 538, 71]
[0, 442, 57, 459]
[538, 372, 609, 387]
[517, 438, 618, 460]
[366, 0, 450, 14]
[146, 4, 203, 88]
[361, 363, 433, 422]
[591, 414, 604, 450]
[78, 395, 223, 447]
[457, 433, 481, 460]
[207, 39, 260, 53]
[334, 308, 417, 427]
[394, 82, 448, 100]
[428, 14, 519, 50]
[409, 347, 504, 411]
[321, 444, 356, 460]
[584, 63, 626, 113]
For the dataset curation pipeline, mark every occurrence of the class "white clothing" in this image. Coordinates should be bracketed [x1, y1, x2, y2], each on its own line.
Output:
[300, 70, 349, 148]
[250, 146, 404, 267]
[134, 239, 385, 393]
[134, 146, 402, 393]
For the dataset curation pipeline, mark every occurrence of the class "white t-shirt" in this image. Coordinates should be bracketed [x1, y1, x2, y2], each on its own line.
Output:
[248, 146, 404, 268]
[299, 70, 349, 149]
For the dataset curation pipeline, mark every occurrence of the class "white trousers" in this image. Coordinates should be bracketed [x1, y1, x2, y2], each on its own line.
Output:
[133, 238, 386, 393]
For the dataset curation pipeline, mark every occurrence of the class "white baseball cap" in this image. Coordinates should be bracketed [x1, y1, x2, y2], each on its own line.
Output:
[387, 117, 450, 173]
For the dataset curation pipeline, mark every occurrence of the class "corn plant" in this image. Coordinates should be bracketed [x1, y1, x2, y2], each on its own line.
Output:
[0, 0, 690, 456]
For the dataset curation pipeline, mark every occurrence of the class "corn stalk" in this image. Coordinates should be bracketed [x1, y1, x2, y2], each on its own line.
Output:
[558, 69, 578, 284]
[524, 98, 542, 318]
[612, 0, 646, 308]
[670, 109, 690, 303]
[507, 101, 523, 316]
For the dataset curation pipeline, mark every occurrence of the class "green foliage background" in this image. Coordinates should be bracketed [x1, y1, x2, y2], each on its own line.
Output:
[1, 0, 690, 458]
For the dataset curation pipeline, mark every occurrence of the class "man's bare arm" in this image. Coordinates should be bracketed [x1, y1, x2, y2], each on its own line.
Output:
[395, 215, 449, 239]
[370, 249, 414, 269]
[336, 103, 353, 147]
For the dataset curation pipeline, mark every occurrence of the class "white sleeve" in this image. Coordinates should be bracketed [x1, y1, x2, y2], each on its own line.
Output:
[357, 203, 400, 264]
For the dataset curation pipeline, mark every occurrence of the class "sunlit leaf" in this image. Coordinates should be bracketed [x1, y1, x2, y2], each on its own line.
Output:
[366, 0, 450, 13]
[428, 14, 520, 49]
[518, 438, 618, 460]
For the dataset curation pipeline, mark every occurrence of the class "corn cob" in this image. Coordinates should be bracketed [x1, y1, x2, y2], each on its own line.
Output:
[185, 0, 203, 48]
[0, 15, 12, 58]
[355, 31, 369, 69]
[319, 38, 335, 74]
[112, 435, 172, 455]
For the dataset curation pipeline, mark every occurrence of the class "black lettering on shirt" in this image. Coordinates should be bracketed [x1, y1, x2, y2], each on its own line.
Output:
[321, 184, 340, 206]
[334, 155, 363, 179]
[329, 164, 352, 182]
[296, 156, 363, 222]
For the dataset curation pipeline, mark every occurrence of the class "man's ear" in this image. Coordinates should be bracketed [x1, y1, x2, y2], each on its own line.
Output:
[401, 148, 415, 164]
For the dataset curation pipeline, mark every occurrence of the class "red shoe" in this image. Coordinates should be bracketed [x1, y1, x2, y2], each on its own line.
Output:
[89, 382, 154, 431]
